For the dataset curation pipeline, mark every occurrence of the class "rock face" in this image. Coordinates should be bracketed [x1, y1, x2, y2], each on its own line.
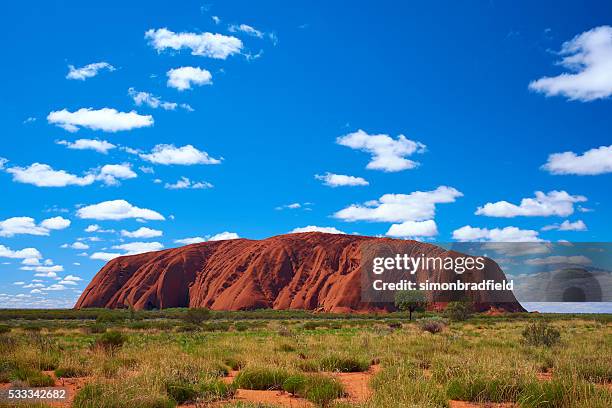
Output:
[75, 232, 526, 312]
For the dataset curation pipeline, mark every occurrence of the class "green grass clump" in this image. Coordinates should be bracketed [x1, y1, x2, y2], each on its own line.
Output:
[314, 355, 370, 372]
[446, 376, 525, 403]
[282, 374, 344, 406]
[233, 367, 289, 390]
[283, 374, 307, 395]
[10, 368, 55, 387]
[224, 357, 245, 371]
[54, 366, 87, 378]
[74, 382, 175, 408]
[522, 321, 561, 347]
[0, 325, 11, 334]
[95, 330, 126, 351]
[517, 380, 607, 408]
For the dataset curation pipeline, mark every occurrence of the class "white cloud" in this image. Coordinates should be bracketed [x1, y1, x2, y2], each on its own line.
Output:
[62, 275, 82, 282]
[90, 252, 121, 261]
[167, 67, 213, 90]
[529, 26, 612, 101]
[336, 129, 426, 172]
[276, 202, 312, 210]
[0, 245, 42, 259]
[96, 163, 137, 186]
[40, 216, 71, 230]
[77, 199, 165, 221]
[63, 242, 89, 250]
[22, 258, 41, 265]
[47, 108, 153, 132]
[66, 62, 115, 80]
[112, 241, 164, 254]
[525, 255, 592, 266]
[291, 226, 345, 234]
[542, 219, 587, 231]
[212, 16, 221, 24]
[315, 172, 369, 187]
[0, 157, 7, 169]
[229, 24, 264, 38]
[542, 144, 612, 175]
[452, 226, 543, 242]
[164, 177, 213, 189]
[121, 227, 163, 238]
[43, 284, 66, 291]
[174, 237, 206, 245]
[56, 139, 116, 154]
[208, 232, 239, 241]
[5, 163, 95, 187]
[23, 265, 64, 273]
[334, 186, 462, 223]
[386, 220, 438, 238]
[0, 216, 70, 237]
[140, 144, 221, 165]
[145, 28, 243, 59]
[475, 191, 586, 218]
[128, 87, 193, 111]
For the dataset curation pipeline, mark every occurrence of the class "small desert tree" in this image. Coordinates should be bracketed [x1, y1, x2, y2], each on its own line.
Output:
[394, 290, 427, 320]
[183, 308, 211, 325]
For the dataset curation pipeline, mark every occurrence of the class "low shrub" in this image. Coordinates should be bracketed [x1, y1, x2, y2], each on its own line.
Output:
[182, 308, 211, 325]
[444, 302, 473, 321]
[55, 366, 88, 378]
[517, 380, 601, 408]
[165, 381, 197, 404]
[277, 343, 296, 352]
[11, 368, 55, 387]
[0, 325, 11, 334]
[224, 357, 245, 371]
[233, 367, 289, 390]
[198, 378, 236, 401]
[95, 330, 126, 351]
[74, 382, 175, 408]
[313, 355, 370, 373]
[418, 318, 445, 334]
[446, 376, 525, 403]
[233, 322, 249, 332]
[86, 324, 106, 334]
[301, 375, 345, 407]
[283, 374, 307, 395]
[522, 321, 560, 347]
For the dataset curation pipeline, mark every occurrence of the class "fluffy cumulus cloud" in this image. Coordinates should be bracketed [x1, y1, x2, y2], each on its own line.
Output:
[76, 199, 165, 220]
[291, 226, 345, 234]
[0, 245, 42, 259]
[0, 216, 70, 237]
[128, 88, 193, 111]
[229, 24, 264, 38]
[121, 227, 163, 238]
[90, 252, 121, 261]
[386, 220, 438, 238]
[139, 144, 221, 165]
[96, 164, 137, 186]
[62, 241, 89, 250]
[452, 226, 542, 242]
[529, 26, 612, 101]
[174, 232, 239, 244]
[164, 177, 213, 189]
[145, 28, 243, 59]
[475, 191, 587, 218]
[59, 275, 83, 285]
[47, 108, 153, 132]
[542, 144, 612, 175]
[5, 163, 95, 187]
[112, 242, 164, 254]
[334, 186, 462, 223]
[66, 62, 115, 80]
[166, 67, 213, 90]
[56, 139, 116, 154]
[315, 172, 369, 187]
[542, 219, 587, 231]
[336, 129, 426, 172]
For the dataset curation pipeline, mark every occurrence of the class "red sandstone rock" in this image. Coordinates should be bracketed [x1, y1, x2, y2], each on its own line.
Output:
[75, 232, 526, 312]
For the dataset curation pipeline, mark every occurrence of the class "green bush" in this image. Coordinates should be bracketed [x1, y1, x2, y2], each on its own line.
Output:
[183, 308, 211, 325]
[223, 357, 245, 371]
[446, 376, 525, 403]
[165, 381, 197, 404]
[0, 325, 11, 334]
[517, 380, 600, 408]
[233, 367, 289, 390]
[198, 378, 236, 401]
[95, 330, 126, 351]
[54, 366, 87, 378]
[418, 318, 445, 334]
[522, 321, 561, 347]
[74, 383, 175, 408]
[314, 355, 370, 372]
[233, 322, 249, 332]
[444, 302, 473, 321]
[301, 375, 345, 407]
[11, 368, 55, 387]
[283, 374, 307, 395]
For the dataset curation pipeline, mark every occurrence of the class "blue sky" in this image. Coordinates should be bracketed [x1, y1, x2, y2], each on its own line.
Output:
[1, 0, 611, 309]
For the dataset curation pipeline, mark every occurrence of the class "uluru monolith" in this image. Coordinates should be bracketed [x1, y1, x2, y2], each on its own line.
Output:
[75, 232, 526, 312]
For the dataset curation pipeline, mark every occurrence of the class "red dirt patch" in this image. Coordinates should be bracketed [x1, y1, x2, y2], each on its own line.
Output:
[334, 364, 381, 403]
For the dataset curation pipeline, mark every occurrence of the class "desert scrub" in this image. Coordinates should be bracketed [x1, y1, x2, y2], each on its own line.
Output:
[283, 374, 307, 395]
[369, 362, 448, 407]
[10, 368, 54, 387]
[224, 357, 245, 371]
[95, 330, 127, 352]
[282, 374, 345, 406]
[516, 379, 609, 408]
[54, 366, 88, 378]
[0, 325, 11, 334]
[446, 376, 527, 403]
[444, 301, 473, 321]
[522, 321, 560, 347]
[418, 317, 446, 334]
[303, 355, 370, 373]
[74, 382, 175, 408]
[165, 378, 233, 404]
[233, 367, 290, 390]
